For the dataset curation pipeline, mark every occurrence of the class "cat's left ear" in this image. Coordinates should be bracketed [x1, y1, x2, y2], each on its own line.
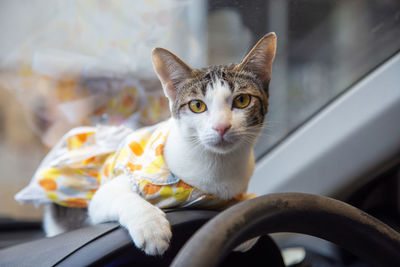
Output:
[152, 48, 194, 101]
[237, 32, 277, 88]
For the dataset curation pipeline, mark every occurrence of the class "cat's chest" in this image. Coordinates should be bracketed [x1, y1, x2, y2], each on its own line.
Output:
[163, 137, 254, 199]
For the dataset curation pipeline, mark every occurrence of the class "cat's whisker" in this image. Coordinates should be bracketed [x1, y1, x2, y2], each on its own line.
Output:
[255, 133, 276, 139]
[264, 120, 284, 125]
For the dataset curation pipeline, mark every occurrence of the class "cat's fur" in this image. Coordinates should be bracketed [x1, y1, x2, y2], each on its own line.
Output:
[43, 33, 276, 255]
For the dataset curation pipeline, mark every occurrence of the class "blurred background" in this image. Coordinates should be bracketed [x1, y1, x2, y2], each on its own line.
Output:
[0, 0, 399, 224]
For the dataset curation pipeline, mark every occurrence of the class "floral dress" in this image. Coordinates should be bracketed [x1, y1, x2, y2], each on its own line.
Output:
[16, 119, 246, 209]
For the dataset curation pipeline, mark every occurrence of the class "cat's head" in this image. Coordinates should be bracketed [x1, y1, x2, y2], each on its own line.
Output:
[152, 33, 276, 154]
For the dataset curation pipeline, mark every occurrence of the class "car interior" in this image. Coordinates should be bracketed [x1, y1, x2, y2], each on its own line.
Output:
[0, 0, 399, 266]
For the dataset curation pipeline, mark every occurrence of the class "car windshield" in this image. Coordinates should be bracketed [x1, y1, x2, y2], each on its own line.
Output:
[0, 0, 399, 222]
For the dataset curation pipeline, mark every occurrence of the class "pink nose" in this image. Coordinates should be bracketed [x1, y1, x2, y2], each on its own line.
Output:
[213, 124, 231, 136]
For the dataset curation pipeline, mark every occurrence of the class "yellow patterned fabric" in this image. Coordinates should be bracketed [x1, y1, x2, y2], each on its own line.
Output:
[16, 120, 244, 209]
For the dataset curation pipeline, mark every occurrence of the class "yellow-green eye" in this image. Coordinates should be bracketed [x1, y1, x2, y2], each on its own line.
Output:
[189, 100, 207, 113]
[233, 94, 251, 109]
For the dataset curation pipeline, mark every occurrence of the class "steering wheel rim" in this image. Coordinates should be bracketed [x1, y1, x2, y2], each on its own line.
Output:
[171, 193, 400, 267]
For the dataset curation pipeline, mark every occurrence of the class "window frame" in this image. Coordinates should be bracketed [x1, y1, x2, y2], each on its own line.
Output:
[250, 51, 400, 197]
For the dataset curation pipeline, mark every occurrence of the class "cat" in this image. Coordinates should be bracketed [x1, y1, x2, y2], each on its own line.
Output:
[42, 32, 277, 255]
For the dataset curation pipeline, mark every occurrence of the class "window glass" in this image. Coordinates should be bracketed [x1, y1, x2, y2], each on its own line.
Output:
[245, 0, 400, 158]
[0, 0, 399, 220]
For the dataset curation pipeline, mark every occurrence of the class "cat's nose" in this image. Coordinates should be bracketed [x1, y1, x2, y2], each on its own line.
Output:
[213, 124, 231, 136]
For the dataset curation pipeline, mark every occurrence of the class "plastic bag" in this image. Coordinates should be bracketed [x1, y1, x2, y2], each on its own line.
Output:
[0, 0, 205, 147]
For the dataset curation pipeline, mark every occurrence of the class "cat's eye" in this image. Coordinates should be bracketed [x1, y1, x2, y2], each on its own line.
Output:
[189, 100, 207, 113]
[233, 94, 251, 109]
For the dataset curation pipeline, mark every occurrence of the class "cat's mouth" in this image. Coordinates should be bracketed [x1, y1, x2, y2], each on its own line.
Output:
[203, 135, 236, 154]
[213, 138, 232, 147]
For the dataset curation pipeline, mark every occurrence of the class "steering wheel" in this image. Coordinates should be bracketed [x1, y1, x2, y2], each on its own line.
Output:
[171, 193, 400, 267]
[2, 193, 399, 266]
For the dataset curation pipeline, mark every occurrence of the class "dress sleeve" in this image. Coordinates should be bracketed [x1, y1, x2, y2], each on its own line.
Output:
[15, 125, 130, 208]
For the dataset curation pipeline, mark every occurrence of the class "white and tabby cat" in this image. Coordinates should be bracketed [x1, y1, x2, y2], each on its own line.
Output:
[43, 33, 276, 255]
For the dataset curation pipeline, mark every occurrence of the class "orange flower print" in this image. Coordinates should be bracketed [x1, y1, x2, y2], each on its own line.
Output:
[155, 144, 164, 156]
[176, 180, 193, 189]
[82, 156, 96, 165]
[86, 170, 99, 178]
[126, 162, 142, 172]
[76, 132, 93, 143]
[129, 141, 144, 156]
[39, 178, 57, 191]
[103, 163, 110, 177]
[141, 181, 162, 195]
[68, 132, 95, 150]
[65, 198, 88, 208]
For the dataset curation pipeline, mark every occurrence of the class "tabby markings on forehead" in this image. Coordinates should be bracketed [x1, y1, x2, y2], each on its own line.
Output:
[179, 79, 209, 96]
[179, 68, 260, 96]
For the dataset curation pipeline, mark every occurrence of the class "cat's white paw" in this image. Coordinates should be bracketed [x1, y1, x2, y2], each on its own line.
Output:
[126, 207, 172, 255]
[88, 206, 109, 225]
[233, 236, 259, 252]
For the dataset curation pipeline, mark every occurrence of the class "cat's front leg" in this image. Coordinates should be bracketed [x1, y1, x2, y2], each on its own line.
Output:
[88, 174, 172, 255]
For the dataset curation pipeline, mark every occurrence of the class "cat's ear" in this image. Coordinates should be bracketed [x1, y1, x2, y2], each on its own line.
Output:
[237, 32, 277, 87]
[152, 48, 194, 101]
